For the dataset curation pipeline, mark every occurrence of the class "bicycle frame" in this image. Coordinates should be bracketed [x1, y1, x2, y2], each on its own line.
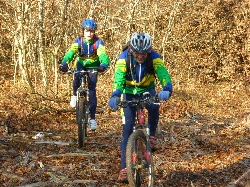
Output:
[67, 69, 97, 148]
[120, 92, 159, 186]
[135, 105, 151, 154]
[123, 92, 159, 137]
[76, 73, 89, 124]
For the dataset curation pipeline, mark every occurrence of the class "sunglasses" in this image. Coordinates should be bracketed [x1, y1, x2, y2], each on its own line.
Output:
[132, 51, 148, 57]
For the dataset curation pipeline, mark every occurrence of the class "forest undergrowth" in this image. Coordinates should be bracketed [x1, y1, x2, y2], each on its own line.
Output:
[1, 0, 250, 186]
[0, 65, 250, 187]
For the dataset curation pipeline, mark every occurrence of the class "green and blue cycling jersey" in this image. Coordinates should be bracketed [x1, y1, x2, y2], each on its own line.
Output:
[62, 36, 110, 69]
[112, 49, 172, 96]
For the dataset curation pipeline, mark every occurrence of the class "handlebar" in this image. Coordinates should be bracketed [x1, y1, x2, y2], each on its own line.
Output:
[66, 69, 98, 74]
[119, 92, 160, 108]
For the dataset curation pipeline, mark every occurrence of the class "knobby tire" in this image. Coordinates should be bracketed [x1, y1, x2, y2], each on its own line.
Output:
[76, 96, 87, 148]
[126, 130, 154, 187]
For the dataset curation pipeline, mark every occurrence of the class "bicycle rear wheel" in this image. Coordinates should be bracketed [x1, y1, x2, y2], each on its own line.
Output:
[76, 96, 87, 148]
[126, 130, 154, 187]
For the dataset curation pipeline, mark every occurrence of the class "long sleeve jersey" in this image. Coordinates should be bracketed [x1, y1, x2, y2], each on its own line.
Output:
[112, 49, 172, 95]
[62, 36, 110, 68]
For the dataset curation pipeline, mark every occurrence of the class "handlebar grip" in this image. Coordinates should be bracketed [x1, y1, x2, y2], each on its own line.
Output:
[143, 92, 151, 96]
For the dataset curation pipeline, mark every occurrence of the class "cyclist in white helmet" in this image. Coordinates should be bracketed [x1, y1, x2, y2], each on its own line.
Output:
[108, 32, 173, 183]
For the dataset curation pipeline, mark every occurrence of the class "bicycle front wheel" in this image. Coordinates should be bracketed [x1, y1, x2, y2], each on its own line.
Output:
[76, 96, 87, 148]
[126, 130, 154, 187]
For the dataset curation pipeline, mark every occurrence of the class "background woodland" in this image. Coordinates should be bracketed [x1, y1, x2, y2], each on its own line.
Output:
[0, 0, 250, 186]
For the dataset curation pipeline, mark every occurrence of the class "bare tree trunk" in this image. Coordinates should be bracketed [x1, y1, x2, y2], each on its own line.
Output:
[38, 0, 47, 94]
[87, 0, 99, 18]
[161, 1, 180, 62]
[54, 46, 60, 95]
[14, 2, 34, 92]
[52, 0, 70, 95]
[245, 26, 250, 77]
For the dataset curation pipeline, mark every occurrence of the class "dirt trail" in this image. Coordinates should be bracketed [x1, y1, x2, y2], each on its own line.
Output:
[0, 71, 250, 186]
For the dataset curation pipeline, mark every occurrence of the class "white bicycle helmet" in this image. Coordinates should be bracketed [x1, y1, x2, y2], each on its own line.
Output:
[130, 33, 152, 53]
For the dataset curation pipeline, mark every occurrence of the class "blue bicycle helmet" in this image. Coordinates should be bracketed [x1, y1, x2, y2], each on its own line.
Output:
[82, 19, 97, 30]
[130, 33, 152, 53]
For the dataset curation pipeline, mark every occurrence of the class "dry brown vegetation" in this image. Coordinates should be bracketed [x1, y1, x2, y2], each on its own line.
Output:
[0, 0, 250, 186]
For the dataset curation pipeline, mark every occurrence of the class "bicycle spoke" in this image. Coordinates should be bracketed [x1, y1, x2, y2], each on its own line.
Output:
[77, 96, 87, 148]
[126, 130, 154, 186]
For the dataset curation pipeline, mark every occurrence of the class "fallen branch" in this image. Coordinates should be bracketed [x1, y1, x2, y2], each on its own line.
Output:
[45, 152, 99, 158]
[83, 135, 121, 139]
[35, 141, 71, 145]
[19, 168, 46, 186]
[234, 168, 250, 186]
[227, 168, 250, 187]
[2, 172, 25, 181]
[17, 179, 98, 187]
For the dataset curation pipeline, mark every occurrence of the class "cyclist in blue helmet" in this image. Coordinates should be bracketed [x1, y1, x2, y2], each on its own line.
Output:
[82, 19, 97, 30]
[59, 18, 110, 131]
